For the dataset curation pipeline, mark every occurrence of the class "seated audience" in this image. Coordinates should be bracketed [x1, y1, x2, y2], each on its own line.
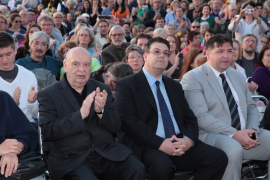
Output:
[181, 34, 270, 180]
[228, 1, 268, 52]
[165, 0, 181, 25]
[252, 45, 270, 100]
[172, 7, 190, 32]
[135, 33, 151, 53]
[194, 4, 215, 28]
[101, 25, 130, 65]
[6, 13, 26, 48]
[37, 47, 144, 180]
[156, 17, 165, 28]
[0, 90, 39, 178]
[53, 12, 69, 38]
[130, 0, 149, 24]
[164, 34, 182, 79]
[0, 32, 38, 123]
[115, 37, 227, 180]
[153, 28, 168, 38]
[16, 24, 53, 60]
[180, 48, 204, 79]
[16, 31, 63, 78]
[181, 31, 204, 54]
[231, 39, 247, 79]
[111, 0, 130, 26]
[123, 45, 144, 73]
[175, 29, 188, 52]
[165, 24, 175, 35]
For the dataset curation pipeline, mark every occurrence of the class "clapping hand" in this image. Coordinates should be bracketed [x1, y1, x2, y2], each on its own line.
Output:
[13, 87, 21, 105]
[94, 87, 107, 113]
[27, 86, 37, 103]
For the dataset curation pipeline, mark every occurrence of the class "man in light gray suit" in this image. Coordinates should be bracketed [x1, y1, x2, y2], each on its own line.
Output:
[181, 34, 270, 180]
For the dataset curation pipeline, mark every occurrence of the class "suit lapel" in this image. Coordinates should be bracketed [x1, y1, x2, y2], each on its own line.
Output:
[204, 63, 230, 115]
[137, 70, 157, 112]
[60, 77, 80, 111]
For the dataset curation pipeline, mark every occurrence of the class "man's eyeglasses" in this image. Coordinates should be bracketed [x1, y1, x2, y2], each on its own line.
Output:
[191, 26, 200, 28]
[149, 50, 170, 57]
[42, 24, 52, 27]
[111, 33, 123, 37]
[245, 40, 256, 44]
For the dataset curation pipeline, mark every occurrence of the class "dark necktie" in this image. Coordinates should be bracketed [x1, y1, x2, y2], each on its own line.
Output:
[155, 81, 176, 138]
[219, 74, 241, 130]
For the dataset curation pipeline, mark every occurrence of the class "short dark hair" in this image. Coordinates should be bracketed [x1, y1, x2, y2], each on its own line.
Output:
[205, 34, 233, 51]
[123, 22, 131, 27]
[98, 19, 109, 26]
[135, 33, 152, 44]
[144, 27, 154, 33]
[28, 9, 37, 14]
[108, 62, 133, 81]
[0, 32, 16, 49]
[156, 17, 165, 22]
[257, 45, 270, 67]
[203, 28, 216, 38]
[145, 37, 170, 53]
[242, 1, 256, 9]
[187, 31, 200, 44]
[202, 4, 211, 11]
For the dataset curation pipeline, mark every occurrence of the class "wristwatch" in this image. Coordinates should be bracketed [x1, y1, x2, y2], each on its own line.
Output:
[96, 108, 104, 115]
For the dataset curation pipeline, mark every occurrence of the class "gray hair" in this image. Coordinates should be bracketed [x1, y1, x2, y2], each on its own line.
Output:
[200, 21, 209, 27]
[109, 25, 125, 38]
[38, 15, 55, 25]
[123, 45, 144, 62]
[19, 9, 28, 15]
[107, 62, 133, 81]
[75, 15, 87, 26]
[153, 28, 168, 37]
[242, 34, 258, 43]
[53, 12, 64, 18]
[29, 31, 50, 50]
[264, 0, 270, 8]
[40, 9, 51, 16]
[17, 5, 27, 11]
[74, 23, 88, 39]
[0, 5, 8, 11]
[66, 0, 77, 5]
[136, 24, 145, 30]
[76, 27, 96, 48]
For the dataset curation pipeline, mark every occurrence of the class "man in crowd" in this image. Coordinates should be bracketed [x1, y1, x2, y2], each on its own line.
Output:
[256, 3, 268, 26]
[92, 19, 109, 48]
[144, 0, 167, 28]
[211, 0, 221, 18]
[102, 25, 130, 65]
[0, 32, 38, 123]
[16, 31, 62, 78]
[136, 33, 151, 53]
[28, 9, 37, 25]
[115, 37, 228, 180]
[0, 15, 7, 32]
[165, 24, 175, 34]
[190, 21, 200, 33]
[37, 47, 145, 180]
[101, 0, 114, 16]
[187, 0, 202, 23]
[156, 17, 165, 28]
[37, 15, 61, 59]
[181, 34, 270, 180]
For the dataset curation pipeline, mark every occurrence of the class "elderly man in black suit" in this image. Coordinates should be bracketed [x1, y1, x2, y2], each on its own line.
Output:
[115, 37, 228, 180]
[37, 47, 145, 180]
[101, 25, 130, 66]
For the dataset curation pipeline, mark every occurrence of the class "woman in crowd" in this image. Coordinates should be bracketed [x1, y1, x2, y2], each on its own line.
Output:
[194, 4, 215, 28]
[89, 0, 103, 26]
[101, 0, 107, 9]
[153, 28, 168, 38]
[129, 22, 138, 38]
[130, 0, 149, 24]
[252, 45, 270, 100]
[228, 1, 268, 52]
[200, 21, 209, 45]
[231, 39, 247, 79]
[123, 45, 144, 74]
[111, 0, 130, 26]
[80, 0, 92, 17]
[53, 12, 69, 37]
[165, 0, 181, 25]
[75, 27, 102, 66]
[172, 7, 190, 32]
[164, 34, 182, 79]
[16, 24, 53, 60]
[176, 29, 188, 52]
[179, 48, 204, 79]
[181, 31, 204, 54]
[261, 34, 269, 47]
[261, 8, 268, 19]
[6, 13, 26, 48]
[203, 28, 215, 46]
[181, 0, 189, 16]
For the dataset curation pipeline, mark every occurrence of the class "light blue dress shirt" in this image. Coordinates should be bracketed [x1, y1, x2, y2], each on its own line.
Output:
[143, 67, 180, 138]
[165, 11, 187, 25]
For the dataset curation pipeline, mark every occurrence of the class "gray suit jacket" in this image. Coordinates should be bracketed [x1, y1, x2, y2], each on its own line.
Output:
[181, 62, 260, 142]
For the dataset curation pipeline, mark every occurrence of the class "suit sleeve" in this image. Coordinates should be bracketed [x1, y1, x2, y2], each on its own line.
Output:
[37, 90, 87, 141]
[101, 50, 114, 66]
[115, 80, 164, 149]
[181, 73, 237, 136]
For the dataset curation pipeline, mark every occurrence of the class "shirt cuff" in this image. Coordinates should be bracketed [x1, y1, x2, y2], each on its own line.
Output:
[183, 135, 194, 147]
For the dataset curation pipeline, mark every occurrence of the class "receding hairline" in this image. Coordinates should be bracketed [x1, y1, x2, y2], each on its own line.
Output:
[66, 48, 92, 62]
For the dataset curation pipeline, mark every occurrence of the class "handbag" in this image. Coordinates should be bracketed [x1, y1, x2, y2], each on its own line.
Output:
[0, 151, 46, 180]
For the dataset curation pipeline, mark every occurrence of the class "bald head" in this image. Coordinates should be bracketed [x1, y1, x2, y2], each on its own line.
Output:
[66, 47, 91, 63]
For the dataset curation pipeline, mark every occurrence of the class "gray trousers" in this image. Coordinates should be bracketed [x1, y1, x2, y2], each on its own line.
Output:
[203, 128, 270, 180]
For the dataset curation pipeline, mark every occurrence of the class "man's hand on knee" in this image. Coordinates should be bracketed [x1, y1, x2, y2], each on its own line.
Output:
[158, 136, 176, 155]
[172, 136, 192, 156]
[0, 153, 18, 178]
[232, 129, 260, 149]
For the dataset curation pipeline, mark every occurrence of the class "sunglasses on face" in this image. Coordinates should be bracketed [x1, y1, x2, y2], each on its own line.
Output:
[191, 26, 200, 28]
[15, 20, 22, 23]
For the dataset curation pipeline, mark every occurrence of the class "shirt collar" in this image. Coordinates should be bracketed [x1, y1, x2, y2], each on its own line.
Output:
[142, 67, 163, 87]
[25, 54, 44, 63]
[208, 63, 227, 78]
[154, 8, 161, 14]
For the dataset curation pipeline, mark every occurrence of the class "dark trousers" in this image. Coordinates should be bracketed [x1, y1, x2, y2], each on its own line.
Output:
[142, 140, 228, 180]
[62, 150, 145, 180]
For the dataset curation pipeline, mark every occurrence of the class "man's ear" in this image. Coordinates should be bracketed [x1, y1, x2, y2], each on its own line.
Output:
[143, 52, 148, 63]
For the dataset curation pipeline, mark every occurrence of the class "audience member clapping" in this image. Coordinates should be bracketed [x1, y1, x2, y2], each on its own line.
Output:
[123, 45, 144, 73]
[112, 0, 130, 26]
[194, 4, 215, 28]
[172, 7, 190, 32]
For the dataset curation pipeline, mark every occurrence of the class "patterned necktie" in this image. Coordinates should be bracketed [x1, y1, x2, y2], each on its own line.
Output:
[155, 81, 176, 138]
[219, 73, 241, 130]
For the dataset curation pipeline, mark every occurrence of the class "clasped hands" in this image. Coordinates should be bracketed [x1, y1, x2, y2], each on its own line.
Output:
[80, 87, 108, 119]
[232, 129, 260, 150]
[159, 135, 193, 156]
[0, 139, 25, 178]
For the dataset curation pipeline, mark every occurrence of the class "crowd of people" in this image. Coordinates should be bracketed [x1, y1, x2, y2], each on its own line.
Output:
[1, 0, 270, 179]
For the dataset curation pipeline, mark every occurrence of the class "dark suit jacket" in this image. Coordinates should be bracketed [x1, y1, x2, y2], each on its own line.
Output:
[144, 9, 167, 28]
[101, 42, 130, 66]
[37, 76, 132, 180]
[114, 70, 199, 160]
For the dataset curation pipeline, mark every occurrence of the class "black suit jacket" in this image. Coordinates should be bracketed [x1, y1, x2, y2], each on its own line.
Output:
[144, 9, 167, 28]
[38, 77, 132, 180]
[115, 70, 199, 160]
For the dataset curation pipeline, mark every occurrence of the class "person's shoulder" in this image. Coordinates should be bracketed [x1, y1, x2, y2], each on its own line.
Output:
[123, 42, 131, 47]
[17, 64, 34, 75]
[16, 57, 28, 65]
[19, 29, 26, 33]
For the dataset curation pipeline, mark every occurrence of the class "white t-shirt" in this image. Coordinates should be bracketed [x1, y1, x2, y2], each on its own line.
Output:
[0, 65, 39, 122]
